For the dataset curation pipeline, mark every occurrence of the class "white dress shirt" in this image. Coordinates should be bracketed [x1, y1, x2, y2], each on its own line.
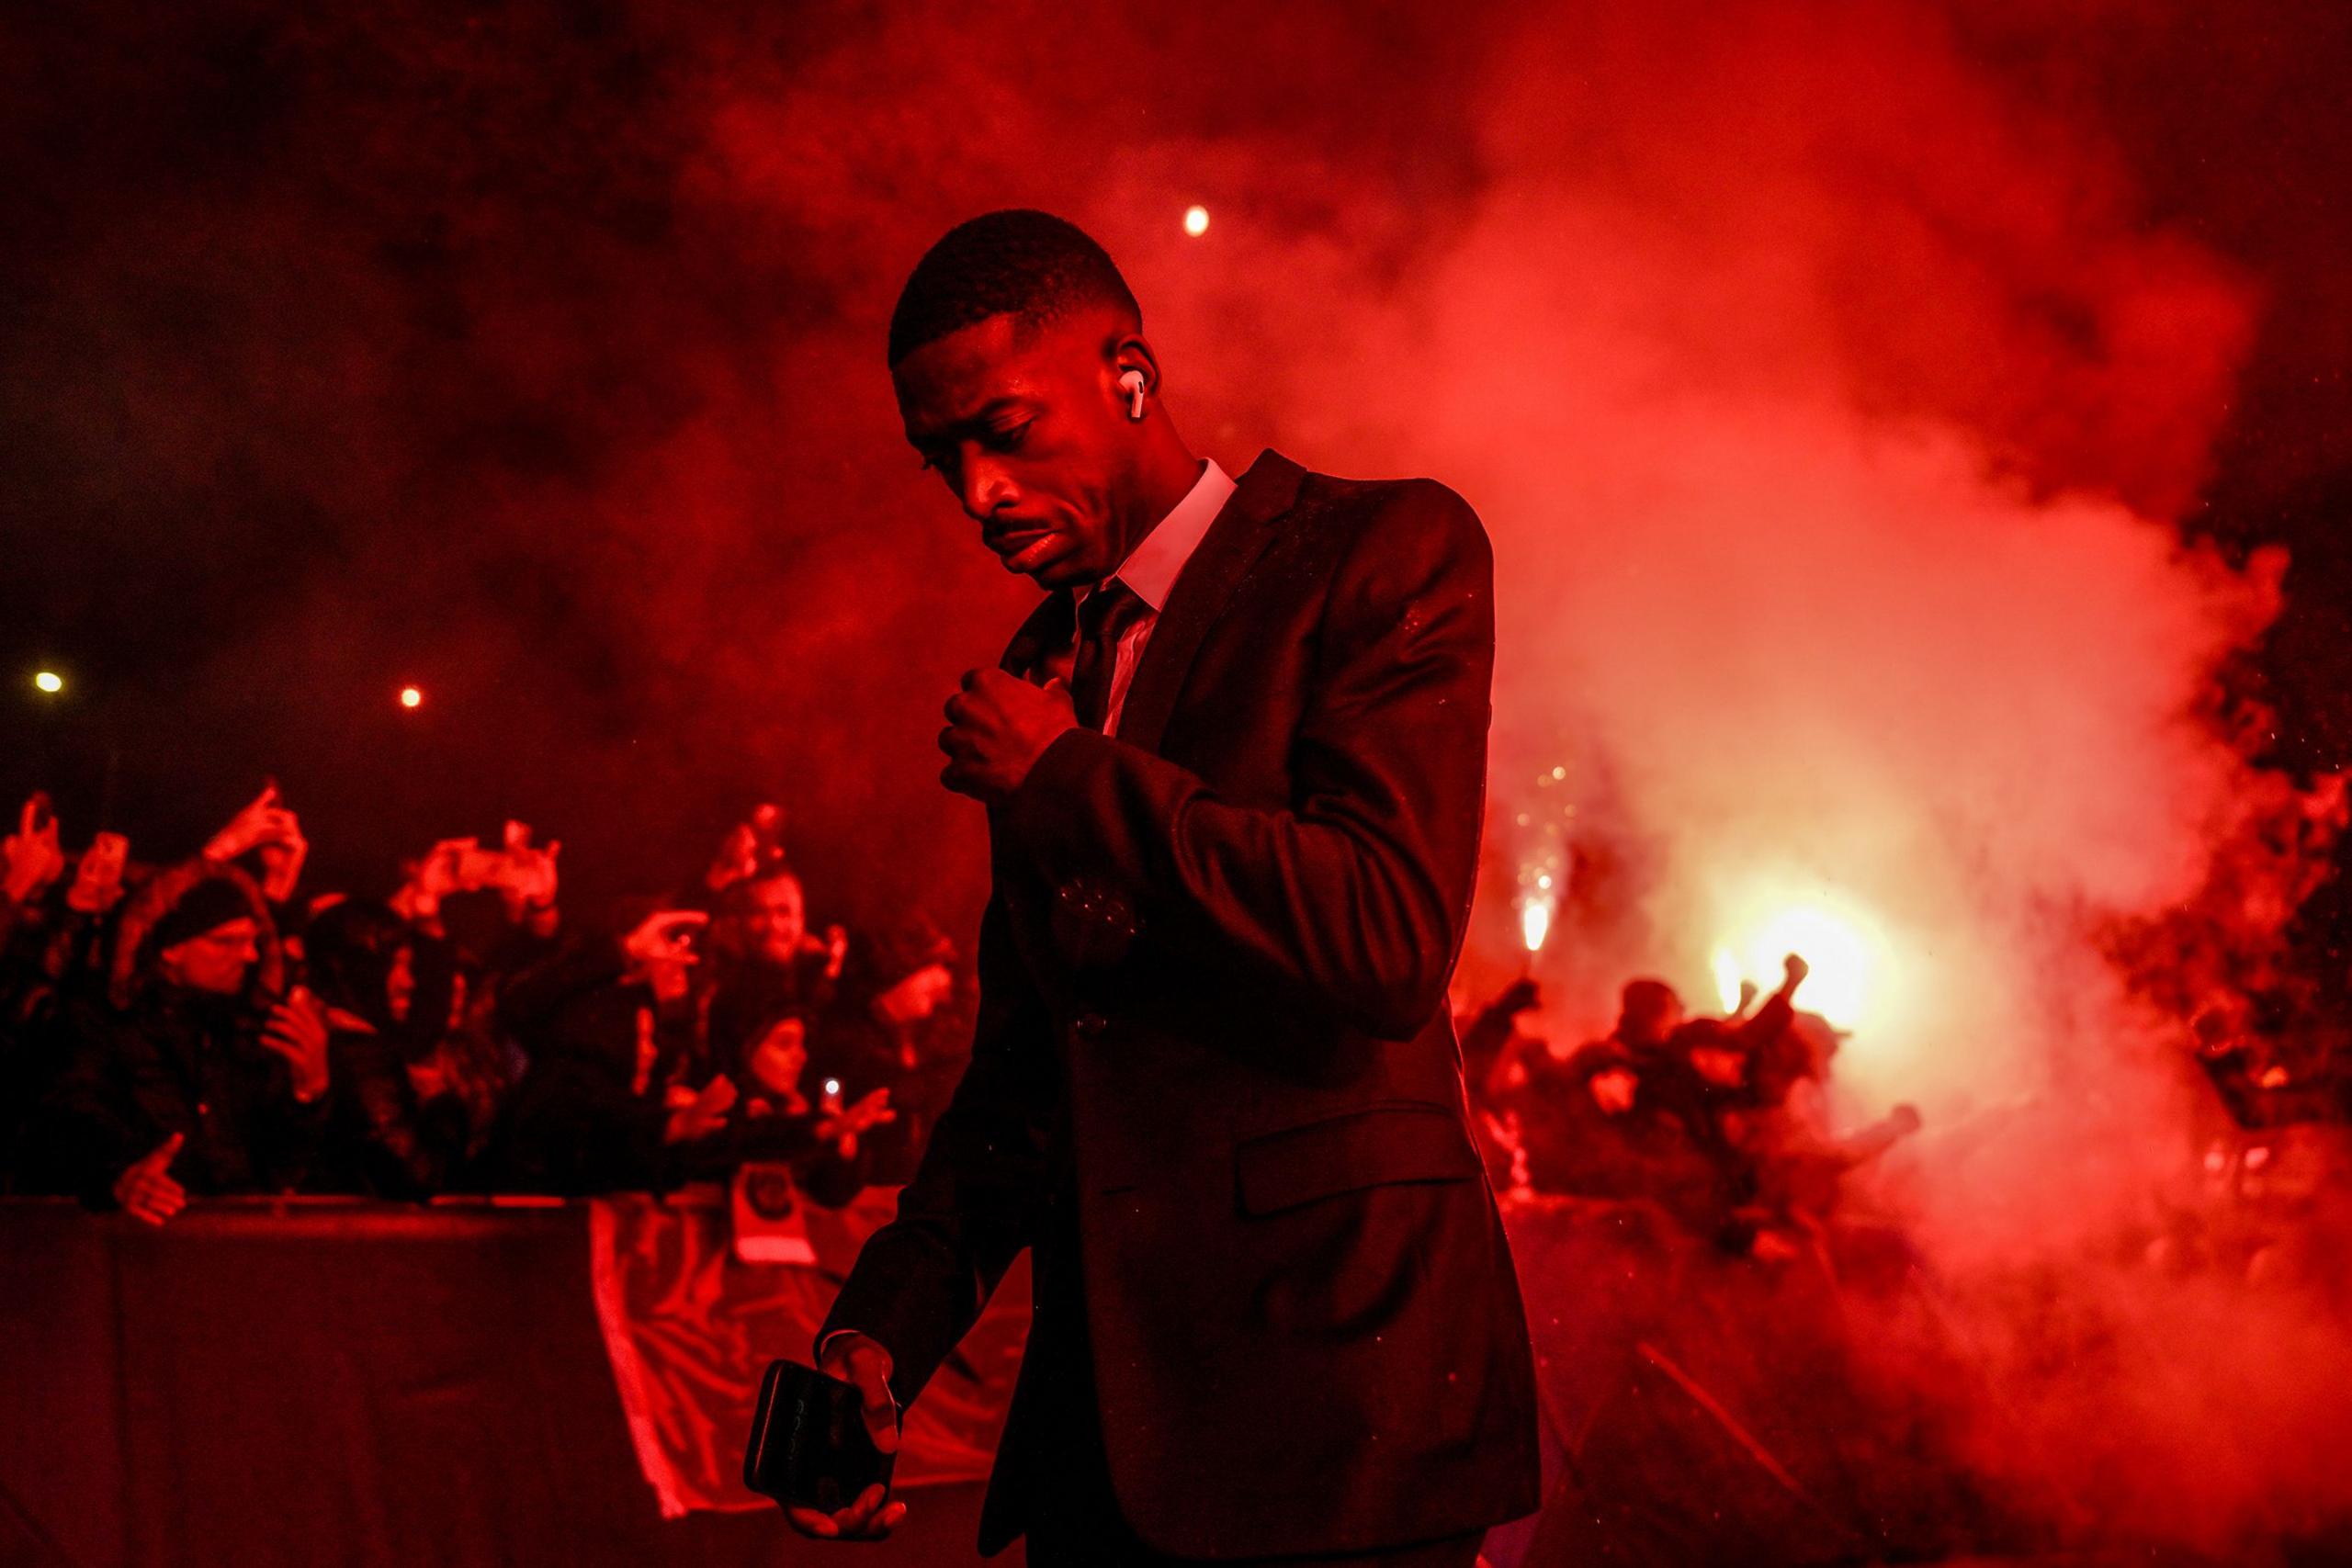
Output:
[1069, 458, 1236, 737]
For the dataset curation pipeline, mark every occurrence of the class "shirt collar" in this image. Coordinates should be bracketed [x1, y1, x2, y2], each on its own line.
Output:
[1107, 458, 1236, 613]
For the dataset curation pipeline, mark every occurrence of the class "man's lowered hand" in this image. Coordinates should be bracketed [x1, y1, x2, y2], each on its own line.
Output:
[784, 1331, 907, 1541]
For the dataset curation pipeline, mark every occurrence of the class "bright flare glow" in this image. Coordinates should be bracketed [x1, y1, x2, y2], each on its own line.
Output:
[822, 1078, 841, 1099]
[399, 685, 424, 709]
[1182, 204, 1210, 237]
[1519, 896, 1553, 954]
[33, 671, 63, 694]
[1713, 890, 1894, 1032]
[1711, 945, 1743, 1013]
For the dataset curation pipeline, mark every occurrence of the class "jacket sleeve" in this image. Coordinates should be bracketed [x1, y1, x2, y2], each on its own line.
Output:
[814, 889, 1057, 1408]
[493, 935, 624, 1042]
[326, 1033, 463, 1199]
[1736, 992, 1794, 1053]
[29, 1008, 149, 1202]
[1002, 480, 1495, 1041]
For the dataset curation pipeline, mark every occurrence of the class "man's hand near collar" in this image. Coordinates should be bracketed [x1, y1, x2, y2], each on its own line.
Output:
[939, 668, 1079, 805]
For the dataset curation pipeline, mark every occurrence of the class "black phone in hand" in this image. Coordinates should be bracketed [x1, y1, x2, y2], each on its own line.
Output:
[743, 1359, 897, 1513]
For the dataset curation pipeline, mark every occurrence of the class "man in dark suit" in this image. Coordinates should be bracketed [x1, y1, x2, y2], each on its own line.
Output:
[792, 210, 1539, 1564]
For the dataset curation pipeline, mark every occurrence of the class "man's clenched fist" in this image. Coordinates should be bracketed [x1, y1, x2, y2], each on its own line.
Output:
[938, 668, 1076, 805]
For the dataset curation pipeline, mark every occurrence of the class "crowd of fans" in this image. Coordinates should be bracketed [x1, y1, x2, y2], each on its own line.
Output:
[0, 788, 969, 1224]
[3, 776, 1929, 1247]
[1459, 954, 1921, 1259]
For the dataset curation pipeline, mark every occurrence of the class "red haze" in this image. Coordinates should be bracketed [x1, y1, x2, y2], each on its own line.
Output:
[5, 1, 2347, 1551]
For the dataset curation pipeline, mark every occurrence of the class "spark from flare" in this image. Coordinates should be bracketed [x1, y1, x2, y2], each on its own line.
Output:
[1712, 945, 1743, 1014]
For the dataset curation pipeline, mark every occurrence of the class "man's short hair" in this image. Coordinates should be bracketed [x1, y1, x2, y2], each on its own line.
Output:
[718, 858, 801, 919]
[888, 209, 1140, 367]
[1617, 978, 1683, 1034]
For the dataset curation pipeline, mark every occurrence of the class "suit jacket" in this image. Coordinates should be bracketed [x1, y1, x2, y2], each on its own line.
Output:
[819, 450, 1541, 1558]
[34, 989, 328, 1201]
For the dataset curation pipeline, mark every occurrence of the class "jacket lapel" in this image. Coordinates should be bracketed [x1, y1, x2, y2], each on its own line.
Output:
[990, 588, 1080, 1012]
[999, 589, 1076, 679]
[1114, 449, 1306, 755]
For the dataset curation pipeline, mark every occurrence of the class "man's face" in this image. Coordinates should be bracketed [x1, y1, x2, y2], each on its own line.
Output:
[161, 918, 260, 995]
[1589, 1066, 1639, 1117]
[744, 874, 806, 968]
[748, 1016, 808, 1100]
[895, 310, 1143, 589]
[1622, 997, 1685, 1049]
[644, 952, 694, 1005]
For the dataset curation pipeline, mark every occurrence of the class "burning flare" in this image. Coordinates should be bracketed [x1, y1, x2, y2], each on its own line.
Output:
[1519, 894, 1553, 956]
[1710, 888, 1894, 1033]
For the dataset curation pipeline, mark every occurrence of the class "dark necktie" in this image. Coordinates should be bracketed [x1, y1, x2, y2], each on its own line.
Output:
[1069, 579, 1147, 732]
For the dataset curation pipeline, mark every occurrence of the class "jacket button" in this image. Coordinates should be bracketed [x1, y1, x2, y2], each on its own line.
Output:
[1073, 1012, 1108, 1040]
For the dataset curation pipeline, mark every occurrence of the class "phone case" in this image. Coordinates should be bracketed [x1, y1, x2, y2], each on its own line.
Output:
[742, 1359, 896, 1512]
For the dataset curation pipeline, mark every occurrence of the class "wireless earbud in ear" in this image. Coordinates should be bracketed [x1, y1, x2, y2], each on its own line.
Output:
[1118, 368, 1148, 421]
